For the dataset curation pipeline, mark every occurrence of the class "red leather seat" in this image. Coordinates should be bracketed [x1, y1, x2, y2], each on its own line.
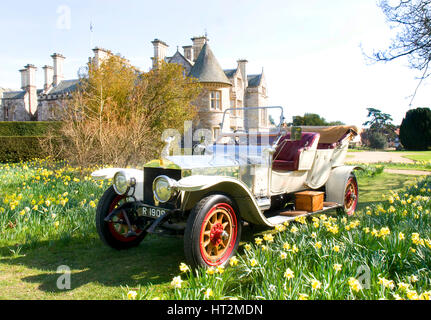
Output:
[273, 132, 320, 171]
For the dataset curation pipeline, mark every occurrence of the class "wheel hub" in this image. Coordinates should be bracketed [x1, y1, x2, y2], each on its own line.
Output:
[210, 223, 225, 245]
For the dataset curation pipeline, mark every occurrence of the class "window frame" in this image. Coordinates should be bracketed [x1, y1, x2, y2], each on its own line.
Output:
[210, 90, 221, 110]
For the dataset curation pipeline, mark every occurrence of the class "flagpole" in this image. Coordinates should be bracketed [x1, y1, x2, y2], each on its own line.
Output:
[90, 20, 94, 52]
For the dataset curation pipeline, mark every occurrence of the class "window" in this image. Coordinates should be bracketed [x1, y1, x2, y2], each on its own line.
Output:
[4, 107, 8, 120]
[210, 91, 221, 110]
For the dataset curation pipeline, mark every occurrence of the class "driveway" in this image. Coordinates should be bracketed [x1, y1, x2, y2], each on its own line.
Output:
[346, 151, 414, 164]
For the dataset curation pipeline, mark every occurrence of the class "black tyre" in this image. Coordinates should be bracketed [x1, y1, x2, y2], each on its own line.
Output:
[184, 194, 242, 268]
[96, 186, 147, 250]
[337, 173, 359, 216]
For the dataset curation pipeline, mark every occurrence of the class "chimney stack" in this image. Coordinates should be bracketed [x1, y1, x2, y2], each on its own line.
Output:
[20, 68, 28, 90]
[43, 65, 54, 92]
[191, 36, 208, 62]
[183, 45, 194, 62]
[151, 39, 169, 69]
[237, 59, 248, 88]
[51, 53, 65, 87]
[92, 47, 110, 68]
[24, 64, 38, 116]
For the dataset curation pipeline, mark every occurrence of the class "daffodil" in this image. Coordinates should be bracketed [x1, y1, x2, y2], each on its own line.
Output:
[170, 276, 183, 289]
[311, 279, 322, 290]
[127, 290, 137, 300]
[314, 241, 322, 249]
[348, 277, 361, 292]
[250, 258, 258, 267]
[255, 237, 263, 245]
[298, 293, 309, 300]
[284, 268, 294, 280]
[216, 266, 225, 274]
[333, 264, 342, 272]
[179, 263, 190, 273]
[206, 267, 216, 275]
[263, 233, 274, 243]
[204, 288, 214, 299]
[229, 256, 239, 267]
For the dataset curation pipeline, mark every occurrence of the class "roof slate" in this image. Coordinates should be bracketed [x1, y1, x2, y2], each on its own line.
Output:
[2, 91, 26, 99]
[224, 69, 237, 78]
[47, 79, 80, 95]
[188, 44, 231, 85]
[247, 74, 262, 87]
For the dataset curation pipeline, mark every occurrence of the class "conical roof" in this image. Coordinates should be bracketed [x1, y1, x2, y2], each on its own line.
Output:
[188, 43, 231, 86]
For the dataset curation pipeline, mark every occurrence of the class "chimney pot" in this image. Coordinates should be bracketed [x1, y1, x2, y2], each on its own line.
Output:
[151, 39, 169, 69]
[43, 65, 54, 92]
[191, 36, 208, 62]
[183, 45, 194, 62]
[237, 59, 248, 88]
[51, 53, 65, 86]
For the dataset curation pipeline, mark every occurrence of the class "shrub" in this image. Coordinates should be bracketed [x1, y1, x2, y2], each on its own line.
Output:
[0, 136, 48, 162]
[367, 131, 388, 149]
[399, 107, 431, 150]
[46, 55, 202, 167]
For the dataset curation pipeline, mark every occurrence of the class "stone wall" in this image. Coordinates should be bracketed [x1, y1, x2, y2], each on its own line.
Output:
[2, 97, 31, 121]
[37, 98, 68, 121]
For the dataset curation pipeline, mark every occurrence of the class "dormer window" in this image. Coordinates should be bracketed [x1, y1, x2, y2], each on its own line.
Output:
[210, 91, 221, 110]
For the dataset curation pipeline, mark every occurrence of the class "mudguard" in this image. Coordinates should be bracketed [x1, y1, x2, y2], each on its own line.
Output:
[177, 175, 273, 227]
[325, 166, 362, 205]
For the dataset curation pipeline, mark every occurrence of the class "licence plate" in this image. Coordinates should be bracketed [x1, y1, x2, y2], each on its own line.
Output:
[140, 205, 167, 219]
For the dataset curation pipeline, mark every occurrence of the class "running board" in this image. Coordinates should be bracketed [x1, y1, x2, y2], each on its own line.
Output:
[266, 202, 342, 225]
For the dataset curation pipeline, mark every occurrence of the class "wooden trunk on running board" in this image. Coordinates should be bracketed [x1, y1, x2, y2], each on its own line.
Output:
[295, 191, 324, 212]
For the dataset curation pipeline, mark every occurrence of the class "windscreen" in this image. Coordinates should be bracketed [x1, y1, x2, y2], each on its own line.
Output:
[220, 106, 283, 135]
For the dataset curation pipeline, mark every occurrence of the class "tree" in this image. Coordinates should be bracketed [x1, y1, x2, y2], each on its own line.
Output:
[371, 0, 431, 103]
[363, 108, 393, 131]
[361, 108, 397, 148]
[44, 54, 201, 166]
[367, 131, 389, 149]
[399, 107, 431, 150]
[290, 113, 345, 126]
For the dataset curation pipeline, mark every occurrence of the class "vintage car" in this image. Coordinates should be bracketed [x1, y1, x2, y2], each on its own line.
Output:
[91, 106, 360, 268]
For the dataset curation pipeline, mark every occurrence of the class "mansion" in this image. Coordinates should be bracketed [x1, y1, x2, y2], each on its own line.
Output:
[0, 36, 269, 139]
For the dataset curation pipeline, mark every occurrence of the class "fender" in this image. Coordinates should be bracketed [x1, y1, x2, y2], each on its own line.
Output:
[91, 168, 144, 200]
[177, 175, 274, 227]
[325, 165, 362, 205]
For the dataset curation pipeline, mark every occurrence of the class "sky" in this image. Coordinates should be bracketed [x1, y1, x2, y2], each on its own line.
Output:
[0, 0, 430, 127]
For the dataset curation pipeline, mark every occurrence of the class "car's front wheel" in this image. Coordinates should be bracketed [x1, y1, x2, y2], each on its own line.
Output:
[184, 194, 241, 268]
[96, 186, 147, 250]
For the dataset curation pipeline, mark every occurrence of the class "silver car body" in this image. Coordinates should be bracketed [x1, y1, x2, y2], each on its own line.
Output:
[92, 106, 360, 227]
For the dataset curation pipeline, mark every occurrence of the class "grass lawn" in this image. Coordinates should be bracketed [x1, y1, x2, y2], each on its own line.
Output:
[0, 159, 424, 300]
[399, 151, 431, 162]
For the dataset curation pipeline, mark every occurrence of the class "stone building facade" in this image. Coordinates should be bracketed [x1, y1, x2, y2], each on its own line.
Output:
[153, 36, 269, 139]
[1, 36, 269, 139]
[0, 53, 79, 122]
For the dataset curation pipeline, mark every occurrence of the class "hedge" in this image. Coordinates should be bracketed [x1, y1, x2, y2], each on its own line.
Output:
[0, 121, 62, 137]
[0, 136, 50, 163]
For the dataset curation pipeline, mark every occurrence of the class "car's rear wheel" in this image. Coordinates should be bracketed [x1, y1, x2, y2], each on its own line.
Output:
[96, 186, 147, 250]
[184, 194, 241, 268]
[337, 174, 358, 216]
